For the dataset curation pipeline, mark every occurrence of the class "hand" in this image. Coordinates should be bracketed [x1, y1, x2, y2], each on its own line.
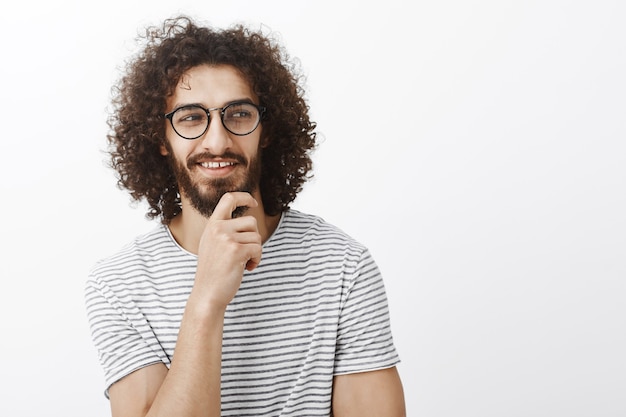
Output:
[193, 192, 262, 310]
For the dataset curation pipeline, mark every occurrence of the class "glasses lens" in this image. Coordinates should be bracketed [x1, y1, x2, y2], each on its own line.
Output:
[223, 103, 261, 135]
[172, 106, 209, 139]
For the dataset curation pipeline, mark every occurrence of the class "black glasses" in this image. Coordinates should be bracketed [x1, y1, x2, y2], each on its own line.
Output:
[164, 101, 266, 139]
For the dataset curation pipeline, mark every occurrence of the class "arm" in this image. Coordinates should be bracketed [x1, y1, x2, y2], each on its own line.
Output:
[332, 367, 406, 417]
[108, 193, 262, 417]
[109, 301, 226, 417]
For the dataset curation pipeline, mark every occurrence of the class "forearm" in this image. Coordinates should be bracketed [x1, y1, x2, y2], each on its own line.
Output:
[146, 293, 226, 417]
[109, 194, 262, 417]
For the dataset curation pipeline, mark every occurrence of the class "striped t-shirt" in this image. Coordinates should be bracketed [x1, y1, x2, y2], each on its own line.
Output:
[85, 209, 400, 416]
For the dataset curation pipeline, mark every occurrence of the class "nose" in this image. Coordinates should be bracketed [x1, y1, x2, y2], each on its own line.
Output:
[200, 109, 232, 155]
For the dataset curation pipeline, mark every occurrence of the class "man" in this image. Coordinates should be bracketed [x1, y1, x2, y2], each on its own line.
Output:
[85, 15, 405, 417]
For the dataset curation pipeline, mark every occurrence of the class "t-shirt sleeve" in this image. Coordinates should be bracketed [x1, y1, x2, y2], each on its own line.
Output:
[84, 272, 169, 396]
[333, 248, 400, 375]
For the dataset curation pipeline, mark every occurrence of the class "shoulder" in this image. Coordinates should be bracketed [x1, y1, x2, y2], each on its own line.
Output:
[87, 224, 180, 284]
[276, 209, 366, 250]
[266, 209, 374, 274]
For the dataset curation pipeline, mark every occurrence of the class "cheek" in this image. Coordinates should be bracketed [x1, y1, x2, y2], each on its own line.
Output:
[161, 133, 193, 159]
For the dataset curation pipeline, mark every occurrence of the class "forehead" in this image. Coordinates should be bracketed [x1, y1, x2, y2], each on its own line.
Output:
[168, 64, 256, 108]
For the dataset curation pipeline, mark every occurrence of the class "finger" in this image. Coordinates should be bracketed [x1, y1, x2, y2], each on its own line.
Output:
[244, 246, 262, 271]
[245, 258, 260, 272]
[229, 231, 262, 245]
[225, 216, 259, 233]
[212, 192, 258, 220]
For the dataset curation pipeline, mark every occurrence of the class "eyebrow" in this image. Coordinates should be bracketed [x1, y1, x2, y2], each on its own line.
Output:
[170, 98, 257, 111]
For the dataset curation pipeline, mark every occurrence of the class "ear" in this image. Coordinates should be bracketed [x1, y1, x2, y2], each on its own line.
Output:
[160, 143, 169, 156]
[260, 134, 271, 148]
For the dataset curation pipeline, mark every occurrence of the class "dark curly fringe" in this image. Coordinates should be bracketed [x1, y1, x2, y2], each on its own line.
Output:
[107, 15, 317, 224]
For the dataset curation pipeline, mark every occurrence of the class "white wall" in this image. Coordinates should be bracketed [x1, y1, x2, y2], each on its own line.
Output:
[1, 1, 624, 416]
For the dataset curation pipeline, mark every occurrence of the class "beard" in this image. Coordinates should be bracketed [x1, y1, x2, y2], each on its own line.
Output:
[168, 149, 262, 218]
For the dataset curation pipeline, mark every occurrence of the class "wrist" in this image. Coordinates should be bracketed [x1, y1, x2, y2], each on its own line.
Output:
[185, 289, 228, 323]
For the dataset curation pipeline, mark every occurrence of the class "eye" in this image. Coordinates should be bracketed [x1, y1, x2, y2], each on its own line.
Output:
[232, 110, 252, 118]
[225, 103, 256, 120]
[175, 106, 208, 125]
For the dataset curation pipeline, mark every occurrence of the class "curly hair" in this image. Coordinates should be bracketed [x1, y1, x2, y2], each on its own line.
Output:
[107, 15, 317, 224]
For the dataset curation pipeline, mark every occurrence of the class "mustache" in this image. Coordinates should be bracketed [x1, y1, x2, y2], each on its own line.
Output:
[186, 151, 247, 169]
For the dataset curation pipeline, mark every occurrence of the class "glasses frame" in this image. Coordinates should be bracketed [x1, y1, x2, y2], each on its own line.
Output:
[164, 101, 267, 139]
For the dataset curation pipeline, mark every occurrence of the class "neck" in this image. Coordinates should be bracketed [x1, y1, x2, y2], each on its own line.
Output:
[168, 191, 281, 255]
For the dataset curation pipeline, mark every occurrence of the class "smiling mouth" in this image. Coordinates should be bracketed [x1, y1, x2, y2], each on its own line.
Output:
[200, 161, 236, 169]
[188, 152, 247, 172]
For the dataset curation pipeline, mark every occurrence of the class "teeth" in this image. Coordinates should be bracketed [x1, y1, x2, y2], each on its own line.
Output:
[200, 161, 235, 168]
